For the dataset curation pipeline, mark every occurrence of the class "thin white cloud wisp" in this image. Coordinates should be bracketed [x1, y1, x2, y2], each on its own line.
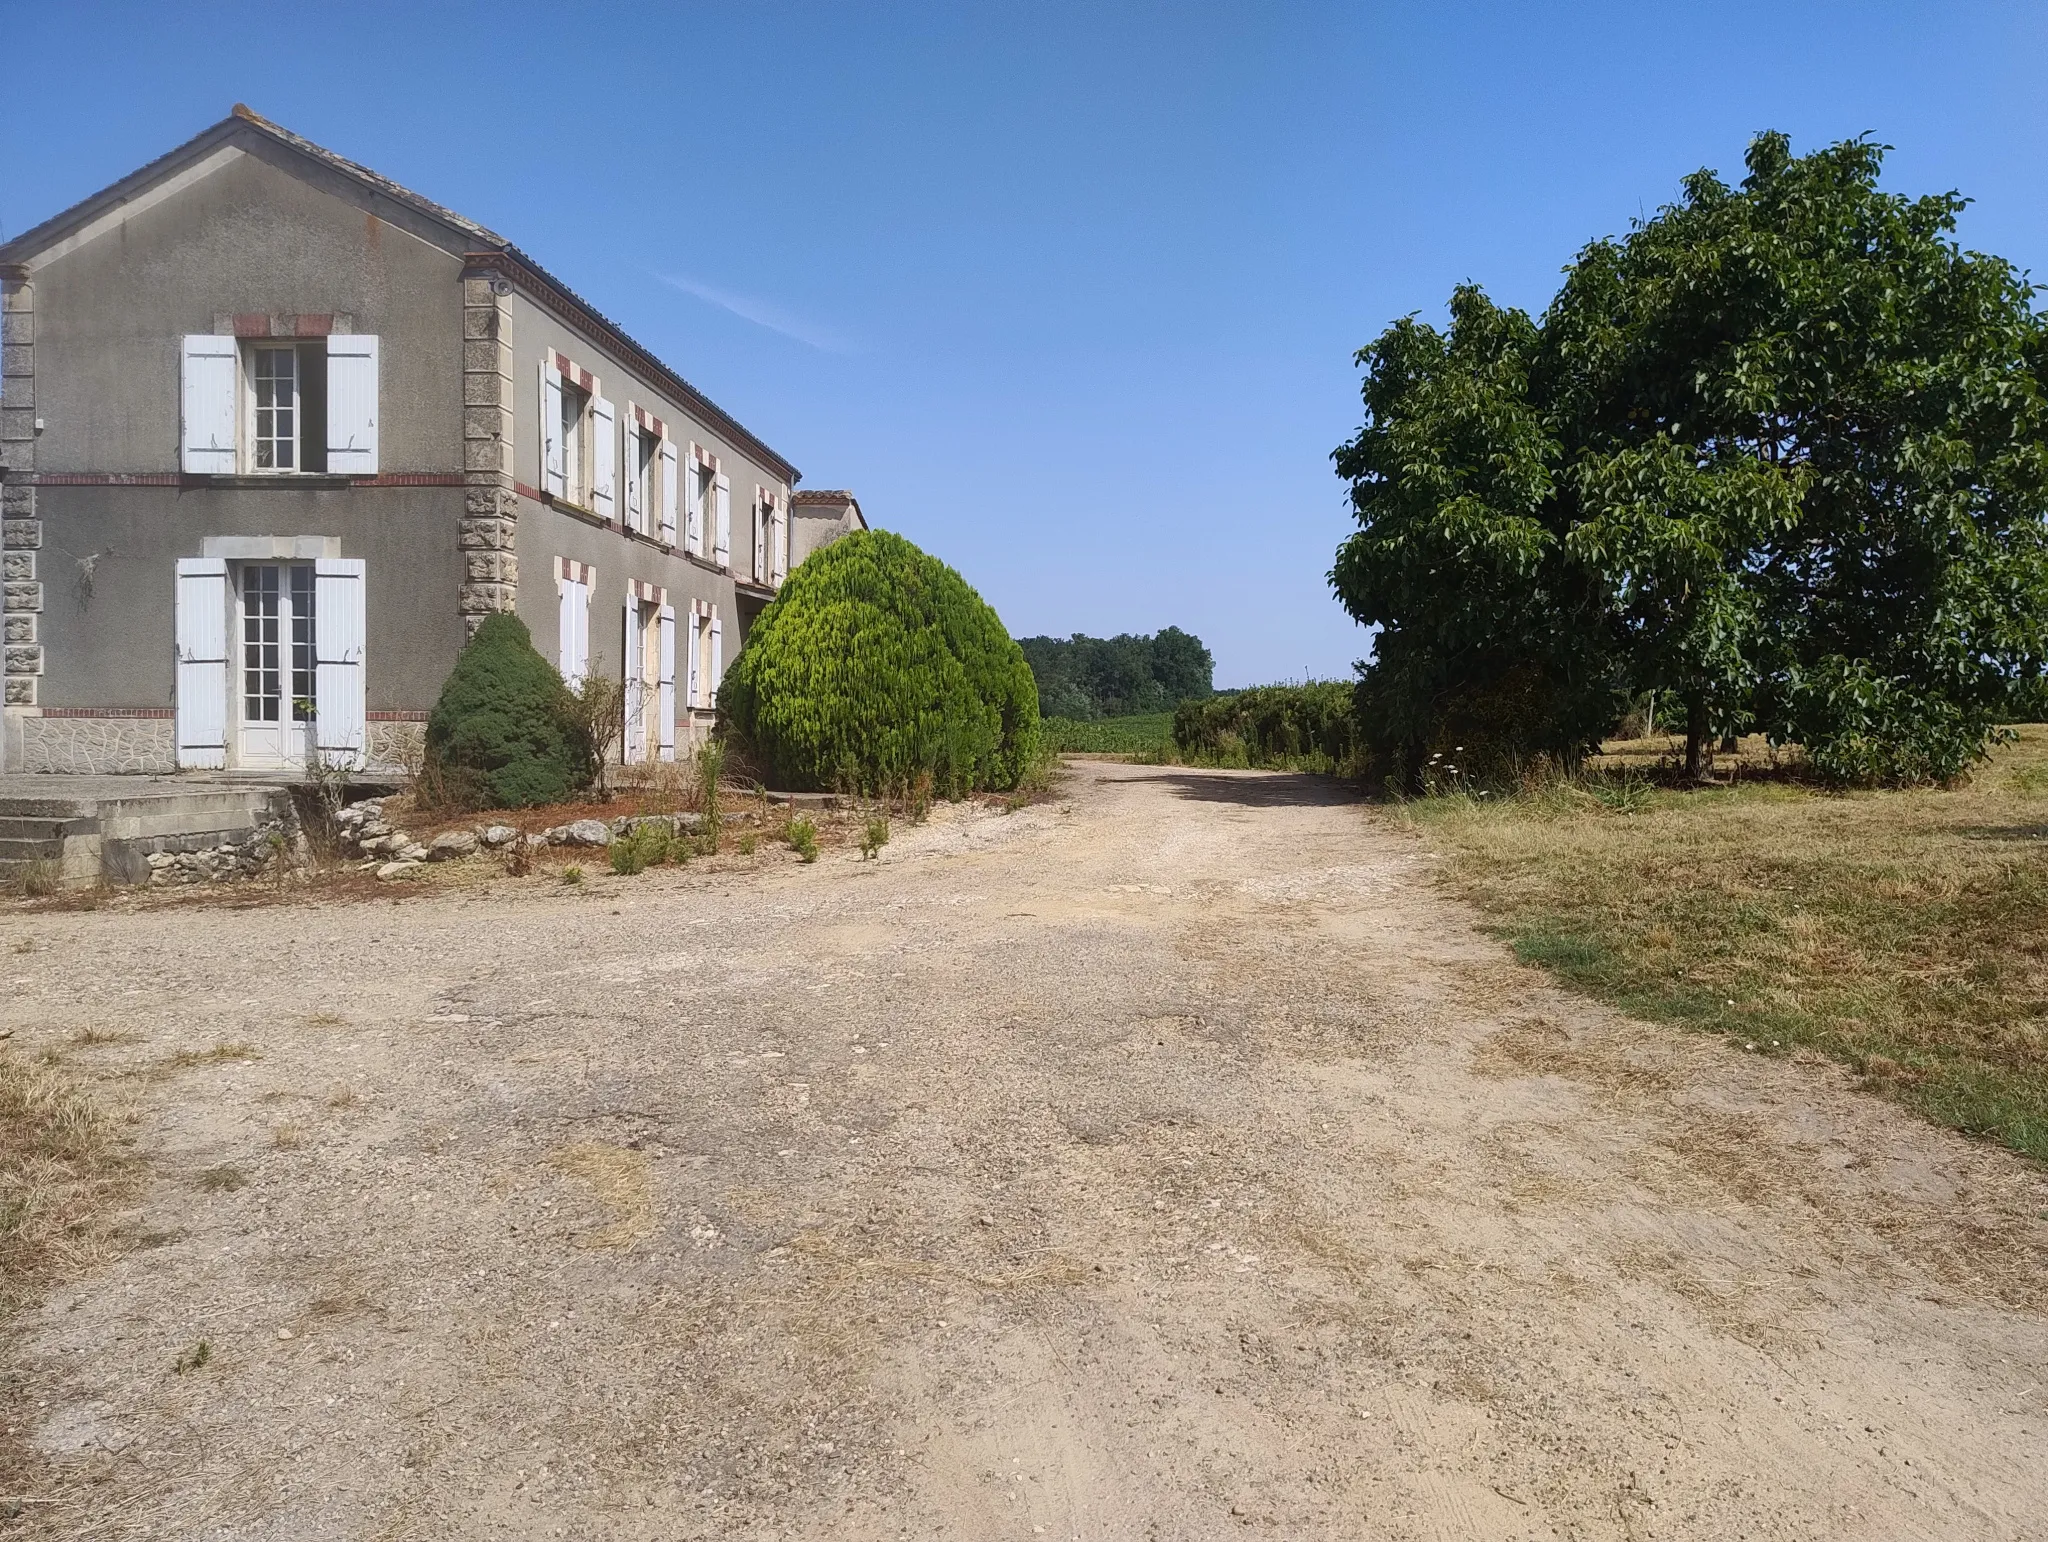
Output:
[656, 272, 852, 353]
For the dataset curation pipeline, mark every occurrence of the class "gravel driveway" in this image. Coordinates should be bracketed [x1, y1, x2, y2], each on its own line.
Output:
[6, 761, 2046, 1540]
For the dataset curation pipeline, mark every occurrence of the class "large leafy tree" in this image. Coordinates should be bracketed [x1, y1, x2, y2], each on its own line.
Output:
[1330, 286, 1615, 785]
[1336, 133, 2048, 784]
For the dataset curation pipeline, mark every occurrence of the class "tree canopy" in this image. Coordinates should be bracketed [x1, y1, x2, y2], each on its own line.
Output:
[1332, 132, 2048, 785]
[1017, 628, 1215, 719]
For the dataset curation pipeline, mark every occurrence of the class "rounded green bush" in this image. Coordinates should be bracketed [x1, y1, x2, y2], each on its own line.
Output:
[719, 530, 1039, 794]
[424, 613, 594, 809]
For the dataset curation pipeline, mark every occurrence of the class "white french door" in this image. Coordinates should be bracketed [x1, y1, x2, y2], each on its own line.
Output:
[235, 563, 316, 767]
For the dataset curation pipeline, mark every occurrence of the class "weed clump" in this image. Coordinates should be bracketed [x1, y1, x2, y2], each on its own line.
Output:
[786, 816, 820, 863]
[860, 815, 890, 861]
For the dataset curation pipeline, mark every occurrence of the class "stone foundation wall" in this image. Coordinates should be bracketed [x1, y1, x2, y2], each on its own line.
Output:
[367, 719, 426, 777]
[19, 715, 176, 773]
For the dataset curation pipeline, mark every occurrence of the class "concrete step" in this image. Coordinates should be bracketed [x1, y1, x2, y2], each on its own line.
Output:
[0, 779, 296, 887]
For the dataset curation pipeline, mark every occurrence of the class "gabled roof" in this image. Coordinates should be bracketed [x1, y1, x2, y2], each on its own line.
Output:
[0, 105, 799, 483]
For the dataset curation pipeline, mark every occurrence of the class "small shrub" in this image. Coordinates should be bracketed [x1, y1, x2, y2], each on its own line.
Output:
[608, 821, 672, 876]
[737, 831, 758, 855]
[1587, 771, 1654, 815]
[787, 816, 820, 863]
[565, 674, 627, 797]
[11, 858, 61, 898]
[561, 865, 584, 886]
[695, 741, 726, 852]
[423, 613, 595, 810]
[196, 1165, 246, 1193]
[860, 815, 890, 861]
[173, 1339, 211, 1374]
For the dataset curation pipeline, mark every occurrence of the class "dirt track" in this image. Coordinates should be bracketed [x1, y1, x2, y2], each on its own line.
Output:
[6, 761, 2047, 1540]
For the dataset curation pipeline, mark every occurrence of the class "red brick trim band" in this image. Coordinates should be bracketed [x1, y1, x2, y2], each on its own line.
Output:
[25, 473, 463, 488]
[547, 349, 598, 395]
[38, 707, 431, 721]
[39, 707, 175, 719]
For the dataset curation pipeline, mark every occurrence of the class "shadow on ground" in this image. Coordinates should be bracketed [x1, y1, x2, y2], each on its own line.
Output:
[1152, 771, 1364, 809]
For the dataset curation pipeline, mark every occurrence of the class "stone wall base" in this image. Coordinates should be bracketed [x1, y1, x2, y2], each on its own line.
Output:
[12, 717, 425, 780]
[20, 716, 176, 774]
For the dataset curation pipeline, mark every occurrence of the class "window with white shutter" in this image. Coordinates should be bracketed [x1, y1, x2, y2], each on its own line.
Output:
[174, 557, 231, 766]
[313, 557, 367, 769]
[590, 395, 617, 521]
[556, 562, 592, 687]
[685, 451, 706, 555]
[687, 609, 702, 710]
[181, 336, 239, 474]
[714, 474, 731, 568]
[541, 363, 566, 498]
[658, 439, 679, 545]
[623, 592, 644, 762]
[657, 604, 677, 760]
[325, 335, 378, 474]
[623, 406, 645, 531]
[709, 611, 723, 707]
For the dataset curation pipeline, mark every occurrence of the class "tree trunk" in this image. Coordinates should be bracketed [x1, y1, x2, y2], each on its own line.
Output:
[1686, 695, 1707, 781]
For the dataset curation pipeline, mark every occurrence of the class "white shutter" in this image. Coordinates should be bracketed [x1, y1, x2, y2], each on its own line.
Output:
[685, 454, 704, 553]
[658, 440, 679, 545]
[623, 420, 643, 529]
[541, 363, 565, 498]
[573, 580, 590, 684]
[313, 557, 368, 769]
[687, 610, 701, 709]
[590, 396, 616, 522]
[622, 594, 644, 762]
[174, 557, 230, 767]
[657, 604, 677, 760]
[709, 611, 723, 707]
[558, 577, 579, 685]
[180, 335, 238, 474]
[714, 474, 731, 567]
[753, 498, 765, 582]
[325, 334, 379, 475]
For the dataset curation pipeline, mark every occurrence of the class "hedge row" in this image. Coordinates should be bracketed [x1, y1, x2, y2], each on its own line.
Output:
[1172, 683, 1362, 772]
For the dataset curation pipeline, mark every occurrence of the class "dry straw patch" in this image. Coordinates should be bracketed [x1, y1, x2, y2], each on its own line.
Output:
[547, 1142, 656, 1249]
[1405, 726, 2048, 1161]
[0, 1052, 130, 1316]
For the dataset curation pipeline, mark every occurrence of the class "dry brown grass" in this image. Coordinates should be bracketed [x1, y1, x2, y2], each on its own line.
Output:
[0, 1052, 130, 1317]
[1404, 725, 2048, 1161]
[546, 1142, 655, 1249]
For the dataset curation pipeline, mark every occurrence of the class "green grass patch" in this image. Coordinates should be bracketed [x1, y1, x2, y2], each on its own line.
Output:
[1042, 712, 1176, 756]
[1402, 727, 2048, 1164]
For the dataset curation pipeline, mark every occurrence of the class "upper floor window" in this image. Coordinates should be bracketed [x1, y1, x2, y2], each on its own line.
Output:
[541, 352, 613, 518]
[686, 451, 731, 568]
[251, 346, 308, 470]
[180, 333, 379, 476]
[624, 405, 678, 543]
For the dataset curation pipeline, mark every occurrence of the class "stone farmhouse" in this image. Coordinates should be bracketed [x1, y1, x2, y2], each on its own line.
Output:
[0, 106, 866, 777]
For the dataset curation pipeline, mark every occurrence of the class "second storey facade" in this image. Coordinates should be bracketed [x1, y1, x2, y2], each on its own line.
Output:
[0, 107, 838, 776]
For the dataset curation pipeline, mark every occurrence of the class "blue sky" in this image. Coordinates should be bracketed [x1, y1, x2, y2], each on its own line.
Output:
[8, 2, 2045, 687]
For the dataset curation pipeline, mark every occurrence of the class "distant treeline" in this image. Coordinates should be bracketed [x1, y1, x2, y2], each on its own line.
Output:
[1017, 628, 1214, 719]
